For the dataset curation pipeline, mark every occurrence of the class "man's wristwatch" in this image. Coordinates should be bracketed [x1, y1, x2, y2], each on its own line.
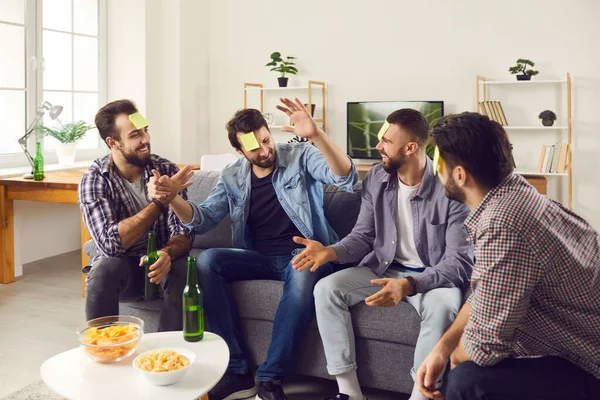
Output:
[405, 276, 418, 296]
[152, 198, 167, 213]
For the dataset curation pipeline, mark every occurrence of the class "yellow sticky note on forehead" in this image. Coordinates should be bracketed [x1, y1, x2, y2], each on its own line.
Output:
[129, 112, 149, 129]
[432, 146, 445, 176]
[377, 121, 390, 140]
[239, 131, 260, 151]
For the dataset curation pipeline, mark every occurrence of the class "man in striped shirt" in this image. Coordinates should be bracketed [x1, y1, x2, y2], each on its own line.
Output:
[417, 112, 600, 400]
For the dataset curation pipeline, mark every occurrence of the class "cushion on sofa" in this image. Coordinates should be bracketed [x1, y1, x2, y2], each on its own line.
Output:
[323, 182, 362, 239]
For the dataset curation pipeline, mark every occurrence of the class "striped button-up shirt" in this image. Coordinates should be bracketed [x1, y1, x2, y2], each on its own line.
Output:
[79, 154, 193, 264]
[463, 174, 600, 378]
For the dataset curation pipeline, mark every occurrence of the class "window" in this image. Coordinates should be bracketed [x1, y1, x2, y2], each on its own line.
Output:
[0, 0, 106, 168]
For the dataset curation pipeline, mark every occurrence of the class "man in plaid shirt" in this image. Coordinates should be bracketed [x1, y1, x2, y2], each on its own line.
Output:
[417, 112, 600, 400]
[79, 99, 194, 332]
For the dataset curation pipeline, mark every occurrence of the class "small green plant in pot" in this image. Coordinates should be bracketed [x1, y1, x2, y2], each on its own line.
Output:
[35, 120, 94, 166]
[509, 58, 539, 81]
[265, 52, 298, 87]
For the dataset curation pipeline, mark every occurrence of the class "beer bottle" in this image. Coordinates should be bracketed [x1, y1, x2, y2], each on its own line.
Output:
[183, 255, 203, 342]
[143, 231, 159, 300]
[33, 142, 44, 181]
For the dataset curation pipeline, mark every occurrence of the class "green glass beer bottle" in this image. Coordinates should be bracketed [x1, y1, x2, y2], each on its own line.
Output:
[183, 255, 204, 342]
[33, 142, 44, 181]
[143, 231, 159, 300]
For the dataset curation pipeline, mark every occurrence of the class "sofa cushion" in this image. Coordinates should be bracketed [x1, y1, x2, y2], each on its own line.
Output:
[231, 280, 420, 346]
[323, 182, 362, 239]
[187, 171, 232, 249]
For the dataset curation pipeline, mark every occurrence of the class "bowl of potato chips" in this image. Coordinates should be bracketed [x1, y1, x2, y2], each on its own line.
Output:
[77, 316, 144, 363]
[133, 348, 195, 386]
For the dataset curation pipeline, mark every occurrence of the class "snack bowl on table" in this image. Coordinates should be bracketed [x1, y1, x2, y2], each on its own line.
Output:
[132, 347, 196, 386]
[77, 315, 144, 363]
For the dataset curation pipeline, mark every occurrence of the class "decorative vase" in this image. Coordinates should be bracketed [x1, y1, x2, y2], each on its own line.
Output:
[278, 77, 288, 87]
[542, 119, 555, 127]
[516, 74, 531, 81]
[56, 142, 77, 166]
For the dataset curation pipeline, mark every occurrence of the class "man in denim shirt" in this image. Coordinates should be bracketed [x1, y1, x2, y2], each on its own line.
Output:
[293, 109, 474, 400]
[148, 98, 357, 400]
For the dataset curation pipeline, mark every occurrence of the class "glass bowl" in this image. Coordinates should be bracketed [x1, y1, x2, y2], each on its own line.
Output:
[77, 315, 144, 363]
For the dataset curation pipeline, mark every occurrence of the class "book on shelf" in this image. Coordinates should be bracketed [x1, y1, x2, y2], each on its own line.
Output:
[537, 145, 547, 173]
[478, 101, 508, 126]
[537, 143, 569, 173]
[557, 144, 570, 173]
[545, 145, 555, 173]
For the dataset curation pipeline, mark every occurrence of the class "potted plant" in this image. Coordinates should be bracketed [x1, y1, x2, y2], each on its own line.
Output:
[539, 110, 557, 126]
[35, 120, 94, 166]
[265, 52, 298, 87]
[508, 58, 539, 81]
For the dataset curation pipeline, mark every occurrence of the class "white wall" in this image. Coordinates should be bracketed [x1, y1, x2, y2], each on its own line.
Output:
[206, 0, 600, 229]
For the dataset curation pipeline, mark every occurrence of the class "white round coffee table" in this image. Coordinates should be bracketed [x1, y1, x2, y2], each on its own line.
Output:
[40, 331, 229, 400]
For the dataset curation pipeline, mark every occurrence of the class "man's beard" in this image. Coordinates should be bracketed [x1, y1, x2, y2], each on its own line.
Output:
[381, 152, 406, 175]
[248, 148, 275, 168]
[443, 174, 466, 203]
[120, 143, 151, 167]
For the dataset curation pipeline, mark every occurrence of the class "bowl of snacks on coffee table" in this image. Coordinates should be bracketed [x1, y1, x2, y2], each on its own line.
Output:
[77, 315, 144, 363]
[133, 347, 196, 386]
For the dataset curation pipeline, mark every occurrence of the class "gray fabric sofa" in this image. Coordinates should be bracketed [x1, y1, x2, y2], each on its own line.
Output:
[84, 170, 421, 394]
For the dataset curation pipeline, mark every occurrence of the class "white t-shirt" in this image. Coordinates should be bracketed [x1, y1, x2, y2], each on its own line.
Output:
[394, 178, 425, 268]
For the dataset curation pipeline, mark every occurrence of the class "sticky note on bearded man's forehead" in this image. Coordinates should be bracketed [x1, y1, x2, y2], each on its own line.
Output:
[129, 112, 149, 129]
[240, 132, 260, 151]
[433, 146, 445, 176]
[377, 121, 390, 140]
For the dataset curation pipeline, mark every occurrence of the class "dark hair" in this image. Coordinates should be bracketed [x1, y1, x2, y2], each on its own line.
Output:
[431, 112, 513, 189]
[386, 108, 429, 146]
[95, 99, 138, 146]
[226, 109, 269, 150]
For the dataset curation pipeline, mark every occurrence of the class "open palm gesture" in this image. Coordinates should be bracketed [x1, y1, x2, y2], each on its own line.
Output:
[276, 97, 320, 139]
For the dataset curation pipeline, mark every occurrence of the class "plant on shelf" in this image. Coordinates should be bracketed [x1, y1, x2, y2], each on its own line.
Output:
[508, 58, 539, 81]
[35, 120, 94, 166]
[539, 110, 557, 127]
[265, 52, 298, 88]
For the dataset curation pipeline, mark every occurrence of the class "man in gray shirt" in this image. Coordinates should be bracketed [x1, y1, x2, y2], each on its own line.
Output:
[292, 109, 474, 400]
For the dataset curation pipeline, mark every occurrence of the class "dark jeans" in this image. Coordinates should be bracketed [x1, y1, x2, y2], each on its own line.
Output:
[85, 256, 187, 331]
[196, 248, 332, 382]
[444, 356, 600, 400]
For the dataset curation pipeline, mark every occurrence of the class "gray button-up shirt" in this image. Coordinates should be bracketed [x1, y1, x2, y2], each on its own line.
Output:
[331, 158, 474, 293]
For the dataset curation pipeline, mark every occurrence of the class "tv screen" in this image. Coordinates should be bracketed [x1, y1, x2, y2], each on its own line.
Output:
[347, 101, 444, 159]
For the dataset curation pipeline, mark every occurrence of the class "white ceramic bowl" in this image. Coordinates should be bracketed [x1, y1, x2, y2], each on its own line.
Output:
[132, 347, 196, 386]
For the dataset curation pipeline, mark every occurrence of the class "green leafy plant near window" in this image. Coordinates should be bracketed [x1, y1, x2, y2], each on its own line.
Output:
[265, 52, 298, 77]
[35, 120, 94, 144]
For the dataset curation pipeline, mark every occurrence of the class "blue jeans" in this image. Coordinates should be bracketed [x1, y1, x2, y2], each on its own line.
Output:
[196, 248, 332, 382]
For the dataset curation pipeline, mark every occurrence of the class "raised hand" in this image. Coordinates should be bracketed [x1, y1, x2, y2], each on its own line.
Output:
[291, 236, 337, 272]
[364, 278, 411, 307]
[147, 166, 194, 205]
[276, 97, 321, 139]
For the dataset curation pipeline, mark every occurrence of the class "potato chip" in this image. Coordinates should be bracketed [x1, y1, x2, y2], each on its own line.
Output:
[82, 323, 139, 361]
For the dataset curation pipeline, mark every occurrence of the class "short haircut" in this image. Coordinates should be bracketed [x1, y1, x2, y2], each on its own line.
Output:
[95, 99, 138, 146]
[226, 109, 269, 150]
[386, 108, 429, 146]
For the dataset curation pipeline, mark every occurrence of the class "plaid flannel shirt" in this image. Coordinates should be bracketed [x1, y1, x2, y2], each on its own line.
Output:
[79, 154, 193, 264]
[463, 174, 600, 378]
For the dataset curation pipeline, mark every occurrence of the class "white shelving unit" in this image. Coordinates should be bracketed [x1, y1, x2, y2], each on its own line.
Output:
[243, 81, 327, 133]
[476, 73, 572, 209]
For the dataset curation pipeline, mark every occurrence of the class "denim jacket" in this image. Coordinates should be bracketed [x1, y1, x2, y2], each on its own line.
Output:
[185, 143, 358, 250]
[331, 158, 474, 293]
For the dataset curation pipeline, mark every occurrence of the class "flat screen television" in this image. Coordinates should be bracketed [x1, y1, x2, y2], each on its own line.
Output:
[347, 101, 444, 160]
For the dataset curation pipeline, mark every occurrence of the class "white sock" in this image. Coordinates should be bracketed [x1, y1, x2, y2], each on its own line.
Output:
[336, 370, 363, 400]
[408, 381, 428, 400]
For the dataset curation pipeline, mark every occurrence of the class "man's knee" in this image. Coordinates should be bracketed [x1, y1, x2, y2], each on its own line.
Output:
[444, 362, 488, 400]
[313, 273, 346, 307]
[421, 288, 462, 322]
[87, 257, 129, 290]
[196, 248, 227, 276]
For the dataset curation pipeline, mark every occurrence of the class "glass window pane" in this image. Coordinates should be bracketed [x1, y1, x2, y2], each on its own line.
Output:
[74, 36, 97, 91]
[43, 91, 72, 151]
[73, 0, 97, 36]
[43, 30, 72, 90]
[0, 91, 26, 154]
[0, 0, 25, 24]
[74, 92, 99, 149]
[0, 24, 25, 88]
[43, 0, 72, 32]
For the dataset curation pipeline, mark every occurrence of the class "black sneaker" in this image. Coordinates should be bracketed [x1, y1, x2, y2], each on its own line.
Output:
[323, 394, 349, 400]
[208, 370, 257, 400]
[255, 380, 287, 400]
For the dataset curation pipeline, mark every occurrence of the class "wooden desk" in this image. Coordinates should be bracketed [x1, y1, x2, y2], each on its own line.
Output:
[0, 165, 199, 296]
[355, 164, 547, 194]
